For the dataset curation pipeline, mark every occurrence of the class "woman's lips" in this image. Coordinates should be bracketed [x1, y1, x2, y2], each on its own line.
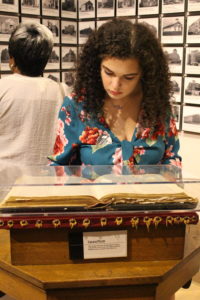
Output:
[109, 90, 122, 96]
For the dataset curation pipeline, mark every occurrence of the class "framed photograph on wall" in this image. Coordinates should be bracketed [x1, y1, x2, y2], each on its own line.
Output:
[96, 19, 108, 29]
[185, 47, 200, 75]
[42, 19, 60, 44]
[0, 15, 18, 42]
[184, 77, 200, 105]
[61, 46, 77, 69]
[97, 0, 115, 18]
[0, 44, 9, 71]
[79, 0, 95, 19]
[187, 15, 200, 44]
[138, 0, 159, 16]
[161, 16, 184, 44]
[43, 71, 61, 82]
[138, 17, 158, 37]
[79, 20, 95, 44]
[0, 0, 18, 12]
[21, 0, 40, 15]
[182, 105, 200, 133]
[161, 0, 184, 14]
[116, 0, 136, 17]
[42, 0, 59, 17]
[61, 0, 77, 18]
[188, 0, 200, 12]
[62, 70, 75, 87]
[172, 104, 181, 130]
[171, 76, 182, 103]
[61, 20, 77, 44]
[21, 16, 41, 24]
[46, 46, 60, 70]
[164, 47, 183, 73]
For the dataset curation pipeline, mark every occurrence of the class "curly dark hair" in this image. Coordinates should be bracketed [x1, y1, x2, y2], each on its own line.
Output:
[74, 18, 172, 129]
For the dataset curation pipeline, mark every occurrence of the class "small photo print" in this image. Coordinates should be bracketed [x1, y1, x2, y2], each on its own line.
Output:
[187, 16, 200, 44]
[138, 0, 159, 16]
[96, 19, 108, 29]
[61, 21, 77, 44]
[164, 47, 183, 73]
[161, 16, 184, 44]
[21, 17, 41, 24]
[79, 21, 95, 44]
[43, 19, 60, 44]
[185, 47, 200, 75]
[97, 0, 115, 18]
[0, 15, 19, 42]
[61, 46, 77, 69]
[43, 71, 61, 82]
[21, 0, 40, 15]
[116, 0, 136, 17]
[138, 18, 158, 37]
[172, 104, 181, 130]
[0, 45, 10, 71]
[62, 70, 75, 87]
[61, 0, 77, 18]
[42, 0, 59, 16]
[184, 77, 200, 105]
[182, 105, 200, 133]
[171, 76, 182, 103]
[79, 0, 95, 19]
[161, 0, 184, 14]
[188, 0, 200, 12]
[0, 0, 18, 12]
[46, 46, 60, 70]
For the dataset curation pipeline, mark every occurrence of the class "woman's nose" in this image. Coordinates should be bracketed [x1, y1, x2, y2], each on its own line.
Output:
[111, 77, 121, 90]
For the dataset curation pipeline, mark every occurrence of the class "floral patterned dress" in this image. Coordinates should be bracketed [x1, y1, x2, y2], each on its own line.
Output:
[49, 94, 182, 167]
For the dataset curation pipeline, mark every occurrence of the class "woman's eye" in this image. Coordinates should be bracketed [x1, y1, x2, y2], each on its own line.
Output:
[105, 70, 113, 76]
[124, 76, 135, 80]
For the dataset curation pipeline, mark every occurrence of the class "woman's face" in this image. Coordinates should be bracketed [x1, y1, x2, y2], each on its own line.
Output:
[100, 57, 142, 102]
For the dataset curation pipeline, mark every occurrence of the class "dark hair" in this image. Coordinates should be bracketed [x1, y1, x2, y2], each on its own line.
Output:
[74, 18, 172, 128]
[8, 22, 54, 77]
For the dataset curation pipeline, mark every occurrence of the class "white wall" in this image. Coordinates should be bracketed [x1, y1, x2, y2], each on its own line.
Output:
[179, 132, 200, 178]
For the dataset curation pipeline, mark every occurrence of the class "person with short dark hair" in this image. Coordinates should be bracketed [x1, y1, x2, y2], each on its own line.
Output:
[0, 22, 68, 165]
[49, 18, 181, 172]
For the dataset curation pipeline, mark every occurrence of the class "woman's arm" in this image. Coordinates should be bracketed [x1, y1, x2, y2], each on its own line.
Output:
[48, 95, 81, 166]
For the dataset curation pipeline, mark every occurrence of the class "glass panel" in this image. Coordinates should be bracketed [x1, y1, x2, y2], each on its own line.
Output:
[0, 164, 200, 215]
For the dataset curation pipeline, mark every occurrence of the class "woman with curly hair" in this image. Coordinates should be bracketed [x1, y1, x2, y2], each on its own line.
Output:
[49, 18, 181, 170]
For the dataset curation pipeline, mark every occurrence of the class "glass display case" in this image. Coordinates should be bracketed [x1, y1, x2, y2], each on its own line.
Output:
[0, 164, 199, 231]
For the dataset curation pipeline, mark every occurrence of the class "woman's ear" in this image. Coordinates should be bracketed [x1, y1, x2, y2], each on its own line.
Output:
[9, 57, 16, 72]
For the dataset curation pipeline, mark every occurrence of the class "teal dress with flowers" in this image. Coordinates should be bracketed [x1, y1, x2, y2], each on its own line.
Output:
[49, 94, 181, 167]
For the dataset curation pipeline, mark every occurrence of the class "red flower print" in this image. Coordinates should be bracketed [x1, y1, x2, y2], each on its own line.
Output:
[79, 110, 87, 122]
[53, 119, 68, 155]
[129, 146, 145, 165]
[112, 147, 123, 165]
[164, 145, 174, 158]
[168, 118, 178, 137]
[169, 158, 182, 168]
[79, 126, 103, 145]
[151, 123, 165, 140]
[64, 110, 71, 126]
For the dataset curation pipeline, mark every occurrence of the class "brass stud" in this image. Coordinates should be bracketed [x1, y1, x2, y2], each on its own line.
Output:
[100, 217, 107, 227]
[83, 218, 90, 228]
[69, 218, 77, 229]
[52, 219, 61, 228]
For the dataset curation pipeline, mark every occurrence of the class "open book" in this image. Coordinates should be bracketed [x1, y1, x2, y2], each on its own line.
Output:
[0, 174, 198, 213]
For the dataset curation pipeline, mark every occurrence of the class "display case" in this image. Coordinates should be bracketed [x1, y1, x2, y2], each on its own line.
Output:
[0, 164, 200, 300]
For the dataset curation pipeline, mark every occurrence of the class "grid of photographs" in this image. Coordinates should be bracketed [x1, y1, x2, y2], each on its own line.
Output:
[0, 0, 200, 133]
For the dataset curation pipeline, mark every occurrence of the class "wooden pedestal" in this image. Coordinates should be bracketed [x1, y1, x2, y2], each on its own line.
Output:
[0, 218, 200, 300]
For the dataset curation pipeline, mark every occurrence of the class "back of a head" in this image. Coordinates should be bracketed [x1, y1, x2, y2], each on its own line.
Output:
[8, 22, 54, 77]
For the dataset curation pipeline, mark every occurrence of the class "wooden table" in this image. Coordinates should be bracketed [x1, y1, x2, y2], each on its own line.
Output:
[0, 212, 200, 300]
